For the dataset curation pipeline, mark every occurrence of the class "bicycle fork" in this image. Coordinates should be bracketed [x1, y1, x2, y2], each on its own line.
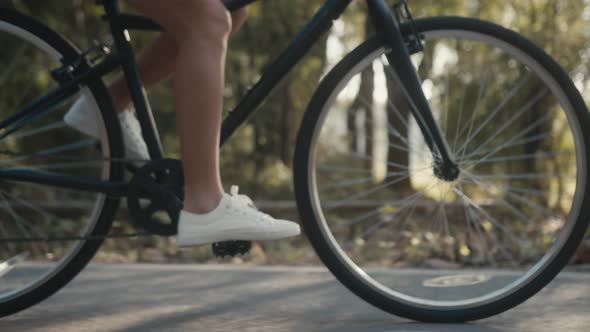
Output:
[367, 0, 460, 181]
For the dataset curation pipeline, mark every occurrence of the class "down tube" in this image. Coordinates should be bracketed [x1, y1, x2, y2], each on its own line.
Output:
[220, 0, 353, 145]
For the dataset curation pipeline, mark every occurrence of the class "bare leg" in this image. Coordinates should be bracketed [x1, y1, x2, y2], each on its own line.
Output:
[124, 0, 238, 213]
[109, 33, 176, 112]
[109, 5, 248, 113]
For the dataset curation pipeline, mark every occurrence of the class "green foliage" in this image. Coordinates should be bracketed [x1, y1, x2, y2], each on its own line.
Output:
[4, 0, 589, 200]
[1, 0, 590, 264]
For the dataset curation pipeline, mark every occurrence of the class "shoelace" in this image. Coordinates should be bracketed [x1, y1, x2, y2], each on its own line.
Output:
[228, 187, 275, 223]
[229, 185, 257, 209]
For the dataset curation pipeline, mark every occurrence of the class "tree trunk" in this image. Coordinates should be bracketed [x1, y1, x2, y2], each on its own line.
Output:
[385, 48, 434, 193]
[347, 16, 374, 171]
[386, 80, 412, 192]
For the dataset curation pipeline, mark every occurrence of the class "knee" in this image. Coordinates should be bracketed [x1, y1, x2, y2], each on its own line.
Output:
[171, 0, 232, 45]
[230, 7, 248, 35]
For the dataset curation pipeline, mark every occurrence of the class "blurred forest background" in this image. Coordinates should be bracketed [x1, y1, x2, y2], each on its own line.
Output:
[1, 0, 590, 265]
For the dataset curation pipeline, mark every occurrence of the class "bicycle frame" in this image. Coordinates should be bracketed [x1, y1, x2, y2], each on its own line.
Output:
[0, 0, 456, 197]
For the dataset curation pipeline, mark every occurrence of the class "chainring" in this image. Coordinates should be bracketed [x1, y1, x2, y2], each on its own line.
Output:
[127, 159, 184, 236]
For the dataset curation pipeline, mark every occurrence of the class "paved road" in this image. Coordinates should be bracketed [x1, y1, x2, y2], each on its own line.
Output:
[1, 264, 589, 331]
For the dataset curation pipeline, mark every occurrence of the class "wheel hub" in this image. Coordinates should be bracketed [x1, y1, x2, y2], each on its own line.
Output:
[433, 158, 461, 182]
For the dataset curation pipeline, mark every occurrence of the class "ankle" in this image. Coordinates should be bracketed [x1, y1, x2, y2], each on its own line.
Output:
[108, 89, 131, 113]
[183, 192, 223, 214]
[114, 100, 130, 114]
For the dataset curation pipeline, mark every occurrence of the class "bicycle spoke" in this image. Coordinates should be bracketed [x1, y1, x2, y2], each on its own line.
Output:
[432, 184, 454, 239]
[452, 82, 467, 154]
[9, 73, 40, 113]
[464, 111, 553, 167]
[461, 132, 554, 161]
[340, 208, 383, 229]
[463, 195, 515, 264]
[321, 169, 414, 192]
[463, 170, 556, 219]
[461, 151, 570, 165]
[462, 88, 549, 160]
[380, 57, 410, 130]
[360, 190, 425, 241]
[0, 139, 98, 166]
[346, 151, 429, 172]
[454, 74, 531, 157]
[0, 253, 30, 278]
[442, 70, 450, 135]
[0, 192, 48, 241]
[321, 175, 381, 192]
[318, 165, 373, 175]
[456, 71, 492, 156]
[323, 174, 412, 211]
[460, 173, 532, 223]
[0, 100, 70, 142]
[0, 194, 30, 238]
[382, 62, 437, 145]
[367, 130, 431, 162]
[351, 85, 425, 155]
[10, 122, 67, 140]
[460, 184, 488, 253]
[453, 186, 526, 245]
[461, 182, 550, 197]
[462, 172, 558, 181]
[0, 188, 83, 224]
[0, 46, 27, 85]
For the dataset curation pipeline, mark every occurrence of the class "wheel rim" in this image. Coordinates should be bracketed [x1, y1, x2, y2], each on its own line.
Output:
[308, 29, 586, 309]
[0, 21, 111, 302]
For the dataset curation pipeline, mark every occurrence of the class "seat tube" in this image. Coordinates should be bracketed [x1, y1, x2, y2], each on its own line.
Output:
[366, 0, 456, 167]
[103, 0, 164, 160]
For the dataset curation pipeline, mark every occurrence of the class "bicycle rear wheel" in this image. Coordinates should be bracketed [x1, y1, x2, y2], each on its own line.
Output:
[295, 16, 590, 322]
[0, 10, 124, 317]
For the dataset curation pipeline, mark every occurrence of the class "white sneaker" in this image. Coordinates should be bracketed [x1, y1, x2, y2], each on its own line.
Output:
[176, 186, 301, 247]
[64, 95, 150, 161]
[63, 95, 101, 137]
[117, 110, 150, 161]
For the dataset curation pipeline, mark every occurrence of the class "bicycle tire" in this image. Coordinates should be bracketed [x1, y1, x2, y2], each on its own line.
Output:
[0, 9, 124, 317]
[294, 16, 590, 322]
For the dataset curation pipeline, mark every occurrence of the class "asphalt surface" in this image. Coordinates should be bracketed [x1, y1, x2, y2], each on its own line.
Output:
[1, 264, 589, 331]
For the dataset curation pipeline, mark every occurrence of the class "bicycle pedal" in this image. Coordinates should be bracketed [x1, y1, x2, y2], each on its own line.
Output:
[212, 241, 252, 258]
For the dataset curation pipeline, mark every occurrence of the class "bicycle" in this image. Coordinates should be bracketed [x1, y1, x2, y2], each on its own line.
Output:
[1, 0, 589, 323]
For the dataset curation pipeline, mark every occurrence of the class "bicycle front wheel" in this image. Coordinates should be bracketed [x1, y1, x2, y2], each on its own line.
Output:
[295, 16, 590, 322]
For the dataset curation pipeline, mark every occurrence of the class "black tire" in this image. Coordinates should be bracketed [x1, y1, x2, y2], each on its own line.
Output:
[294, 16, 590, 322]
[0, 9, 124, 317]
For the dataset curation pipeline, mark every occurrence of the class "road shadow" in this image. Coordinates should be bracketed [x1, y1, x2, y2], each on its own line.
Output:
[1, 265, 589, 331]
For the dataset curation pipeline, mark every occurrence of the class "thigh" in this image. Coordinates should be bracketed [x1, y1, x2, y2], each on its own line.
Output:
[125, 0, 231, 39]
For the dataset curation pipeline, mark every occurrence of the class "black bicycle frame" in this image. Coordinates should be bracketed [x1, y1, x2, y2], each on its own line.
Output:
[0, 0, 456, 197]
